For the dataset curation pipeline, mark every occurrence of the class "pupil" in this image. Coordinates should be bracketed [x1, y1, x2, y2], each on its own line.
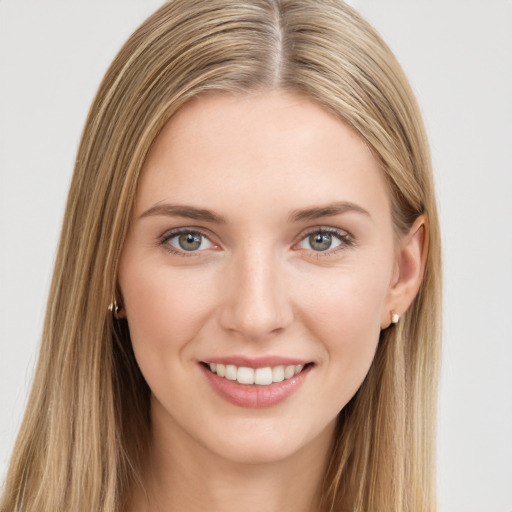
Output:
[310, 233, 332, 251]
[179, 232, 201, 251]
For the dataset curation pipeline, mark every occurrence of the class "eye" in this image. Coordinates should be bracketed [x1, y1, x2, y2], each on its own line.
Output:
[162, 229, 215, 254]
[297, 228, 351, 253]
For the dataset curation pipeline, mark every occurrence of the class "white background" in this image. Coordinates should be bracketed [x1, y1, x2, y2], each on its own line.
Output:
[1, 1, 511, 511]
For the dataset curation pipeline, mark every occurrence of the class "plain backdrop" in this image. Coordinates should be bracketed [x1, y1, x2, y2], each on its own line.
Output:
[1, 1, 511, 511]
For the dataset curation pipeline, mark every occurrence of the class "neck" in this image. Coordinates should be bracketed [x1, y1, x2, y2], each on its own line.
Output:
[129, 403, 335, 512]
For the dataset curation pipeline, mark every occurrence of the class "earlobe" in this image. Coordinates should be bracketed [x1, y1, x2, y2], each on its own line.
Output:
[108, 297, 127, 319]
[382, 215, 428, 329]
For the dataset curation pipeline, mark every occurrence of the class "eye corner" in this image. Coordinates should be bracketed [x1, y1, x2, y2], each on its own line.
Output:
[293, 226, 355, 256]
[158, 227, 221, 257]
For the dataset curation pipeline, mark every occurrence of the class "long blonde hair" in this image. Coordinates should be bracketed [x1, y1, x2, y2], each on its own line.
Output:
[1, 1, 441, 511]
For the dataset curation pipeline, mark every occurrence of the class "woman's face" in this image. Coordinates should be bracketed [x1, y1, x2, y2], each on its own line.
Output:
[119, 91, 406, 465]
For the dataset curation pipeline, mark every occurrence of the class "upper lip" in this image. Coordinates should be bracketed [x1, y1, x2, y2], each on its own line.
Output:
[201, 356, 312, 368]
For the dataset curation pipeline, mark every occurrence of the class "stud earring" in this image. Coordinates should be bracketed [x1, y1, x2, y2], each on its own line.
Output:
[391, 311, 400, 324]
[108, 299, 121, 316]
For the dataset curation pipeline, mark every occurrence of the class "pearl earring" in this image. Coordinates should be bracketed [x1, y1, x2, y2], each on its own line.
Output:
[391, 311, 400, 324]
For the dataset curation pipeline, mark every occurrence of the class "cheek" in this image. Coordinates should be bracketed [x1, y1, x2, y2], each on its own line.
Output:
[296, 264, 390, 382]
[300, 261, 389, 331]
[119, 262, 216, 370]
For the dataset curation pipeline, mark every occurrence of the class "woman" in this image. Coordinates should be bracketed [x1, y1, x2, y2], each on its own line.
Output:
[1, 1, 441, 511]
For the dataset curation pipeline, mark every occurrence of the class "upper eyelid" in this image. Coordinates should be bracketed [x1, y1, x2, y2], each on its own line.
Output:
[158, 229, 217, 258]
[158, 228, 218, 255]
[296, 226, 353, 240]
[293, 226, 355, 253]
[158, 225, 354, 251]
[160, 226, 351, 237]
[160, 226, 216, 242]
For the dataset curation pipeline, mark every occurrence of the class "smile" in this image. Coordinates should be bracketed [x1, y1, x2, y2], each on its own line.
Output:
[200, 361, 314, 408]
[204, 362, 307, 386]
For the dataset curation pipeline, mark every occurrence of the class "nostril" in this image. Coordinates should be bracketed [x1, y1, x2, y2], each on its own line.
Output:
[217, 264, 293, 339]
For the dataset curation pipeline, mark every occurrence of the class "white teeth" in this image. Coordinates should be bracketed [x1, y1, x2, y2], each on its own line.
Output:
[207, 362, 308, 386]
[237, 366, 254, 385]
[225, 364, 237, 381]
[254, 367, 273, 385]
[284, 365, 295, 379]
[272, 365, 285, 383]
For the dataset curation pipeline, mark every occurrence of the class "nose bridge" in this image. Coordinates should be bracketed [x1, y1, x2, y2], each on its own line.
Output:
[220, 239, 292, 340]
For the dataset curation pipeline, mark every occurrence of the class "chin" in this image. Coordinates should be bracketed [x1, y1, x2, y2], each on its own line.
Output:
[210, 438, 306, 466]
[199, 416, 336, 467]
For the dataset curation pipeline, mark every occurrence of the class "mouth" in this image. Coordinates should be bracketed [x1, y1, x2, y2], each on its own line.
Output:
[200, 361, 314, 386]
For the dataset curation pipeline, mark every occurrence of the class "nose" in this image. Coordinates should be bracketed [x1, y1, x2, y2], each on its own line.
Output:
[218, 244, 293, 341]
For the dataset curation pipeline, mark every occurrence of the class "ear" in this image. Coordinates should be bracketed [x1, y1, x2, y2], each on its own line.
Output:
[114, 307, 127, 320]
[109, 293, 127, 319]
[381, 215, 428, 329]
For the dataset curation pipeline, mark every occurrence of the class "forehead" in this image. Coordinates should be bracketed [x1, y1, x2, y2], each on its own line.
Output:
[136, 90, 390, 222]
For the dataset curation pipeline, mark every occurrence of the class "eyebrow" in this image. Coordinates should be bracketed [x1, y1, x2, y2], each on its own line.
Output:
[139, 200, 371, 224]
[288, 201, 372, 222]
[140, 203, 226, 224]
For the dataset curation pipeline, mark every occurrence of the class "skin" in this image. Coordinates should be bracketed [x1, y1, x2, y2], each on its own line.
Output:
[119, 90, 426, 512]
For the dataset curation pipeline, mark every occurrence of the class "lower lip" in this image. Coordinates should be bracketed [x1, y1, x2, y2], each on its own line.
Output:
[200, 364, 312, 409]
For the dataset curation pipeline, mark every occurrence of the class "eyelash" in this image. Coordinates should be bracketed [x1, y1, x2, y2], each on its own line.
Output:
[158, 228, 214, 257]
[297, 227, 355, 256]
[158, 227, 355, 257]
